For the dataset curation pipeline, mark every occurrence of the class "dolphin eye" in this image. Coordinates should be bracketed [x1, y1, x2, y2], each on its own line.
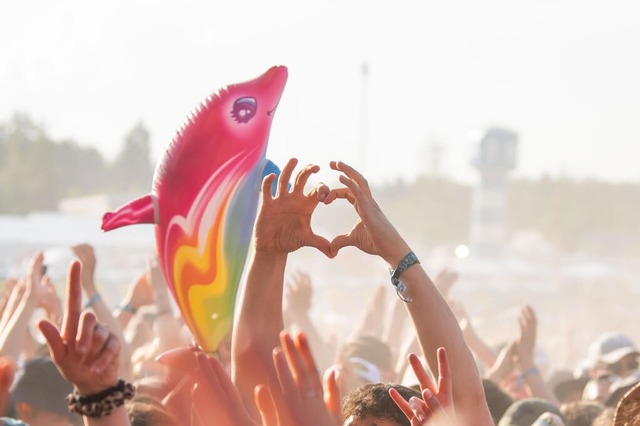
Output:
[230, 97, 257, 123]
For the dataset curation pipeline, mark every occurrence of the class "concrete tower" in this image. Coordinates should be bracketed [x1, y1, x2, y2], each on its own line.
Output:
[471, 128, 518, 256]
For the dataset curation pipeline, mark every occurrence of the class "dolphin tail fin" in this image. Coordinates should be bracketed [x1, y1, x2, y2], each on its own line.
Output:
[101, 194, 157, 232]
[262, 159, 290, 195]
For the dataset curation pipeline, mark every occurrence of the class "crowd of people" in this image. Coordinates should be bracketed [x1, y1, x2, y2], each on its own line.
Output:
[0, 158, 639, 425]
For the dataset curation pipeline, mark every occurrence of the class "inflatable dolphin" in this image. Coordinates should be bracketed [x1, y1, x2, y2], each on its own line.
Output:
[102, 66, 288, 352]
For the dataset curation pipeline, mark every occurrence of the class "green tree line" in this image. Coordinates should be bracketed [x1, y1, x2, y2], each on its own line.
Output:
[0, 113, 153, 214]
[1, 113, 638, 255]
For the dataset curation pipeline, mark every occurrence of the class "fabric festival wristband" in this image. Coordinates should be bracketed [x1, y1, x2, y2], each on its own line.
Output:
[83, 294, 102, 310]
[116, 303, 138, 315]
[389, 251, 420, 303]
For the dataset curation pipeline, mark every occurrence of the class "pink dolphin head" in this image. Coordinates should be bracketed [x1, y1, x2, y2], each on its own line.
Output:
[100, 66, 289, 352]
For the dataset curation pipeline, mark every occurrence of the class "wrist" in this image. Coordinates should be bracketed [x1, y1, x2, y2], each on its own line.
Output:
[518, 357, 536, 370]
[74, 378, 121, 397]
[253, 249, 288, 263]
[382, 245, 413, 268]
[83, 285, 98, 297]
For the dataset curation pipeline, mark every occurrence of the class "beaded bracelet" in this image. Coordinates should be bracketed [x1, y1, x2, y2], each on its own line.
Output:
[388, 251, 420, 303]
[67, 379, 135, 418]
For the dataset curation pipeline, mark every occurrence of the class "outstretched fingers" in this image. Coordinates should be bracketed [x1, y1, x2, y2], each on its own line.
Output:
[408, 353, 437, 396]
[435, 347, 453, 408]
[276, 158, 298, 197]
[38, 319, 65, 362]
[75, 311, 97, 356]
[293, 163, 320, 195]
[330, 161, 371, 196]
[62, 261, 83, 341]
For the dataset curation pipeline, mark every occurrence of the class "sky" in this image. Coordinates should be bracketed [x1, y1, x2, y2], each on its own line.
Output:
[1, 0, 639, 185]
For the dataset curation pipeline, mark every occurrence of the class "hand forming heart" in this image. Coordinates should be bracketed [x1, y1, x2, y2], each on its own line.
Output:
[254, 158, 411, 267]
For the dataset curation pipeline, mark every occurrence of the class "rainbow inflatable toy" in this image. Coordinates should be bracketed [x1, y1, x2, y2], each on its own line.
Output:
[102, 66, 288, 352]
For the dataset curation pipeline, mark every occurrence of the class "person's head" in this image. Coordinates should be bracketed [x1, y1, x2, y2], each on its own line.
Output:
[588, 332, 640, 378]
[127, 396, 179, 426]
[613, 382, 640, 426]
[497, 398, 565, 426]
[560, 400, 604, 426]
[482, 378, 514, 424]
[591, 407, 615, 426]
[548, 370, 589, 404]
[606, 370, 640, 408]
[582, 372, 616, 403]
[342, 383, 420, 426]
[337, 335, 394, 395]
[10, 357, 81, 426]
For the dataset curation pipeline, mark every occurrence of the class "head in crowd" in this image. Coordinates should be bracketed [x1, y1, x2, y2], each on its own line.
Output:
[588, 332, 640, 378]
[605, 370, 640, 407]
[582, 372, 616, 403]
[560, 400, 604, 426]
[591, 407, 615, 426]
[342, 383, 421, 426]
[482, 378, 514, 424]
[497, 398, 565, 426]
[10, 357, 81, 426]
[126, 396, 179, 426]
[532, 412, 566, 426]
[613, 382, 640, 426]
[547, 370, 589, 404]
[337, 335, 394, 395]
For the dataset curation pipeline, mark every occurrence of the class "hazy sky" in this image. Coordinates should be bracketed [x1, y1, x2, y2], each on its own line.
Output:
[2, 0, 639, 185]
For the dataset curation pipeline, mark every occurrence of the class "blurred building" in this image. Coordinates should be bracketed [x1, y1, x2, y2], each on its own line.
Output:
[470, 128, 518, 256]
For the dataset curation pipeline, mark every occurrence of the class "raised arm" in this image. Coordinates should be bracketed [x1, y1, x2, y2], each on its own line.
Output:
[283, 270, 334, 371]
[0, 252, 46, 359]
[232, 158, 331, 418]
[71, 244, 133, 380]
[325, 161, 493, 425]
[38, 261, 131, 426]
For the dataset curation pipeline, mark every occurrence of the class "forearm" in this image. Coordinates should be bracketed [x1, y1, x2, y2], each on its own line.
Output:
[463, 329, 497, 370]
[232, 250, 287, 416]
[292, 312, 332, 371]
[0, 296, 36, 359]
[388, 253, 492, 424]
[518, 358, 558, 405]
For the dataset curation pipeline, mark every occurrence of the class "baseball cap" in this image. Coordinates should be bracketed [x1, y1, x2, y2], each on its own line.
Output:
[588, 332, 640, 365]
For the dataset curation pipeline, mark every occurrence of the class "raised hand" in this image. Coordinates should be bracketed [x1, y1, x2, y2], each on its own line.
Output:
[261, 331, 341, 426]
[254, 158, 332, 258]
[70, 243, 98, 291]
[284, 270, 313, 319]
[514, 304, 536, 370]
[38, 275, 63, 326]
[324, 161, 410, 264]
[38, 261, 120, 396]
[157, 346, 257, 426]
[389, 348, 455, 425]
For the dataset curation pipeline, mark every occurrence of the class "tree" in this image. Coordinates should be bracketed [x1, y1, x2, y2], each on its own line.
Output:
[110, 121, 154, 192]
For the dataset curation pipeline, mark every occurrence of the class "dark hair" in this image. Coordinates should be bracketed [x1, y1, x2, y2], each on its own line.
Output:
[127, 397, 179, 426]
[482, 378, 513, 424]
[561, 400, 604, 426]
[339, 335, 392, 371]
[342, 383, 420, 426]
